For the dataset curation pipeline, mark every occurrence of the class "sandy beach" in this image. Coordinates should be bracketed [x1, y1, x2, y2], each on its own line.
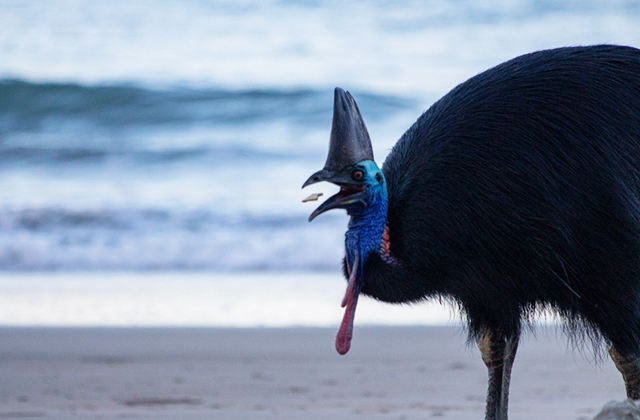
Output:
[0, 326, 626, 419]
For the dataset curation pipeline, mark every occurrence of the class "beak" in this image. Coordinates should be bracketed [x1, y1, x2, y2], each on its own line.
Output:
[303, 168, 366, 222]
[302, 87, 373, 221]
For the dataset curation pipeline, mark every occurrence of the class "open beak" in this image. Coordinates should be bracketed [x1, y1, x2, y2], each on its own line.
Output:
[302, 87, 373, 222]
[303, 170, 366, 222]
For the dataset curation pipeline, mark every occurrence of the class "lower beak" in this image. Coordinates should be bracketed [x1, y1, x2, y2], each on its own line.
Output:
[307, 188, 365, 222]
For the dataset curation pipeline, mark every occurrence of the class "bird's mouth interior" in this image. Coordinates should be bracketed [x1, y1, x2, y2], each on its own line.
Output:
[334, 183, 366, 200]
[307, 181, 367, 222]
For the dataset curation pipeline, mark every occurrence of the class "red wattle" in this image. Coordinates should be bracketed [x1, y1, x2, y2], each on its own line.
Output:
[336, 255, 360, 355]
[336, 291, 358, 355]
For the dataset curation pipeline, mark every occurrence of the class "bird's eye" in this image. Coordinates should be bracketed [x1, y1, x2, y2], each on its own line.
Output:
[352, 170, 364, 181]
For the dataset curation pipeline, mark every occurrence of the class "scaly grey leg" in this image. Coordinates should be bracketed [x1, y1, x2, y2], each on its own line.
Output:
[479, 328, 520, 420]
[610, 346, 640, 400]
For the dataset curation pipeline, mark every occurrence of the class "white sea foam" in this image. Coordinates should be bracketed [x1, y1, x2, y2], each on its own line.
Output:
[0, 272, 460, 327]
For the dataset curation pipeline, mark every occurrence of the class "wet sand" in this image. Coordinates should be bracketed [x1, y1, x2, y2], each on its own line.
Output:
[0, 326, 625, 419]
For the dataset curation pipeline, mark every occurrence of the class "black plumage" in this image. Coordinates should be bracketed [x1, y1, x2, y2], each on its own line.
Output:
[368, 45, 640, 348]
[306, 45, 640, 419]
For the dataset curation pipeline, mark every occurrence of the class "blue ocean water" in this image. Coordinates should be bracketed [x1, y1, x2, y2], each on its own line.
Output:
[1, 0, 640, 271]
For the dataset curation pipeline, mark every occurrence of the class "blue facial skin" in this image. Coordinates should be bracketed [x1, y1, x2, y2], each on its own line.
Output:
[344, 160, 389, 287]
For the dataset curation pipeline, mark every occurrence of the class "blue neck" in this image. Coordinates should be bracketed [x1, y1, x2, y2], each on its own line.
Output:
[345, 183, 388, 281]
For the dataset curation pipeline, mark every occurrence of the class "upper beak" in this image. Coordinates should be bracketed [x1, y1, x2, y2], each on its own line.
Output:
[302, 168, 354, 189]
[302, 169, 332, 189]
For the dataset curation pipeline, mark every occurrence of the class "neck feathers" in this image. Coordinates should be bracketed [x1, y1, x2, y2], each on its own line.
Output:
[346, 191, 399, 271]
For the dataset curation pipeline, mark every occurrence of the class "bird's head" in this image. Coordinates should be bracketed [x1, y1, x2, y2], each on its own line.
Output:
[302, 88, 387, 219]
[303, 88, 388, 355]
[304, 159, 386, 221]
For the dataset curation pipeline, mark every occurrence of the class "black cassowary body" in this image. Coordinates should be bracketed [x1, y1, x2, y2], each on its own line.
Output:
[303, 45, 640, 419]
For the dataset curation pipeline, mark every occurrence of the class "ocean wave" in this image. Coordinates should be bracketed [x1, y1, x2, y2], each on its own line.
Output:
[0, 82, 412, 272]
[0, 80, 415, 165]
[0, 144, 295, 164]
[0, 80, 414, 131]
[0, 207, 346, 271]
[0, 208, 315, 232]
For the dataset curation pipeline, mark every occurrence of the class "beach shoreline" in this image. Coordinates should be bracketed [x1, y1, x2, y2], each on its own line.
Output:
[0, 272, 458, 327]
[0, 326, 625, 419]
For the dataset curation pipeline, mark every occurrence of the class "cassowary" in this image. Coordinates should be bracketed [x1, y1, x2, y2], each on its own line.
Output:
[303, 45, 640, 419]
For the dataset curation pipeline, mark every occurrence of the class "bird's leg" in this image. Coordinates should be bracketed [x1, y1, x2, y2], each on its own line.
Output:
[609, 346, 640, 400]
[479, 328, 520, 420]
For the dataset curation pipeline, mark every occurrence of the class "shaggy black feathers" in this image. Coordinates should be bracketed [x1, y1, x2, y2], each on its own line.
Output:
[359, 45, 640, 357]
